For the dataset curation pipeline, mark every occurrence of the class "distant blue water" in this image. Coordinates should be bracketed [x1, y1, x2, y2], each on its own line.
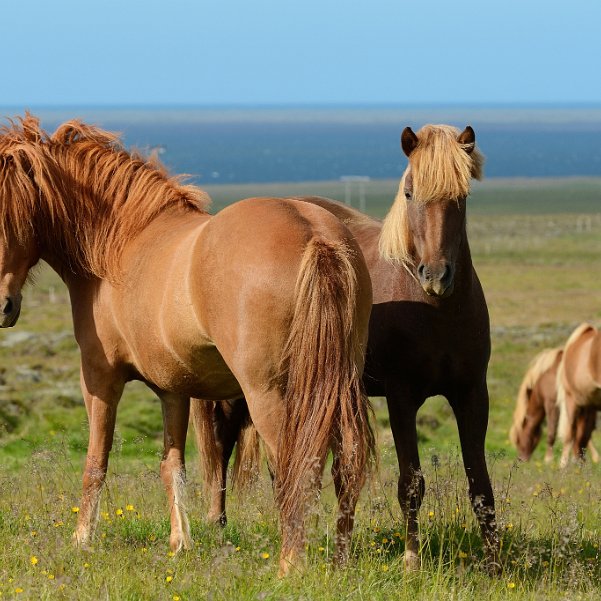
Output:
[25, 107, 601, 183]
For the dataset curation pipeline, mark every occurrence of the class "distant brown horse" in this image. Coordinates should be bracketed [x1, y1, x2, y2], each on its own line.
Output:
[0, 114, 375, 574]
[510, 344, 599, 463]
[557, 323, 601, 468]
[193, 124, 500, 570]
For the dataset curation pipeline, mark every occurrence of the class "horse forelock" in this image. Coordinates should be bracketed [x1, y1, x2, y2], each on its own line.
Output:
[379, 124, 483, 265]
[0, 114, 211, 279]
[409, 124, 484, 203]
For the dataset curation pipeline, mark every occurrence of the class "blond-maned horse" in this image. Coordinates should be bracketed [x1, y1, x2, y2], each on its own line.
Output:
[557, 323, 601, 468]
[510, 348, 564, 462]
[510, 345, 599, 463]
[0, 114, 375, 574]
[192, 124, 500, 570]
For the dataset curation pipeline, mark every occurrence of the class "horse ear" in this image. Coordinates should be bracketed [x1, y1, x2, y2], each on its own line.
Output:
[401, 127, 419, 157]
[457, 125, 475, 154]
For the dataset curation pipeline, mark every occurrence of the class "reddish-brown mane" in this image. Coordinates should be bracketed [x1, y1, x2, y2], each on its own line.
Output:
[0, 114, 209, 279]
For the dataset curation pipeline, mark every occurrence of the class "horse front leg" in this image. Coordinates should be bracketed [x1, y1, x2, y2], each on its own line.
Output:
[73, 365, 124, 548]
[386, 389, 424, 571]
[450, 382, 499, 572]
[159, 392, 192, 553]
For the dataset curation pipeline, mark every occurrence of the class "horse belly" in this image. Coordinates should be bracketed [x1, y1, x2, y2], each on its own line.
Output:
[134, 339, 242, 399]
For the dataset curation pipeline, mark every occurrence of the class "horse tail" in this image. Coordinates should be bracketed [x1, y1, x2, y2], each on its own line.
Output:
[510, 347, 562, 447]
[276, 236, 375, 554]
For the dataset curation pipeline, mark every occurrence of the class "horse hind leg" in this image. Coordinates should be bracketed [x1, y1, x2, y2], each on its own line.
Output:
[159, 393, 192, 553]
[196, 398, 249, 526]
[331, 438, 366, 566]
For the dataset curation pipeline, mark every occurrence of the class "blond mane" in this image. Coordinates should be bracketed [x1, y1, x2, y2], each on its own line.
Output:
[0, 113, 210, 280]
[509, 347, 562, 447]
[379, 124, 484, 264]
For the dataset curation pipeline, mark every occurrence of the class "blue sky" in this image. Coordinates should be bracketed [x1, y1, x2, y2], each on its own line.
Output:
[2, 0, 601, 106]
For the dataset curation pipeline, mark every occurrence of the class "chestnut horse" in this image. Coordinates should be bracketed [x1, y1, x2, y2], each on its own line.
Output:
[193, 124, 500, 569]
[557, 323, 601, 468]
[510, 344, 599, 463]
[0, 115, 375, 573]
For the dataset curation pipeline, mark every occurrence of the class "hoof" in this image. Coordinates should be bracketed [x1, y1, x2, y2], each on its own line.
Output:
[72, 529, 93, 551]
[207, 512, 227, 527]
[278, 551, 305, 577]
[403, 550, 420, 571]
[169, 532, 193, 553]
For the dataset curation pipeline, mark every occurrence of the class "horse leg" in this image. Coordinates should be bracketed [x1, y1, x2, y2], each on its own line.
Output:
[545, 396, 560, 464]
[450, 383, 499, 571]
[559, 392, 577, 468]
[206, 399, 248, 526]
[73, 366, 124, 548]
[386, 390, 424, 571]
[244, 390, 305, 576]
[331, 437, 365, 567]
[159, 392, 192, 552]
[573, 407, 596, 462]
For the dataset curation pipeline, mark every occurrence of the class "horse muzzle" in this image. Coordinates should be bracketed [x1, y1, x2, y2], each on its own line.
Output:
[0, 295, 22, 328]
[417, 262, 455, 298]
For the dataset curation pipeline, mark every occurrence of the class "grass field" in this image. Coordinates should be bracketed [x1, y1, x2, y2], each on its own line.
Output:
[1, 177, 601, 599]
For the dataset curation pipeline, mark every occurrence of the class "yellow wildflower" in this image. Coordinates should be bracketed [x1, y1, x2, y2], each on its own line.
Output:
[30, 556, 38, 566]
[115, 508, 124, 517]
[458, 551, 468, 559]
[165, 575, 173, 583]
[126, 504, 135, 512]
[507, 582, 516, 589]
[71, 506, 80, 513]
[260, 552, 270, 559]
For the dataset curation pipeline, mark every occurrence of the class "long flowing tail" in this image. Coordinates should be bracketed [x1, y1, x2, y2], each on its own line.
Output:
[276, 237, 375, 556]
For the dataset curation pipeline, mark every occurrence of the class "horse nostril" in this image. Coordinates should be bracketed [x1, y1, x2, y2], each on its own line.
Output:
[417, 264, 426, 278]
[442, 263, 452, 283]
[2, 297, 13, 315]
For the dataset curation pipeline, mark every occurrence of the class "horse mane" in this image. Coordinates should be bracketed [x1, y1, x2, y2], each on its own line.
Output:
[0, 113, 210, 280]
[379, 124, 484, 264]
[509, 347, 562, 447]
[556, 322, 597, 442]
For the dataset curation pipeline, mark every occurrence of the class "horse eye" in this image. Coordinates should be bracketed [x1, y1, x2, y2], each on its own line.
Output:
[404, 191, 412, 201]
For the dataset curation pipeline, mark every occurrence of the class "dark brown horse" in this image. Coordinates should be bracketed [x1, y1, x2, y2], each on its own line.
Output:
[0, 114, 375, 574]
[193, 124, 500, 570]
[557, 323, 601, 467]
[510, 344, 599, 463]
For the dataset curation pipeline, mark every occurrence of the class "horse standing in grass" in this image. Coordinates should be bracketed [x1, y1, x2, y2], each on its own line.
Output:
[557, 323, 601, 468]
[0, 114, 375, 574]
[510, 345, 598, 463]
[193, 124, 500, 570]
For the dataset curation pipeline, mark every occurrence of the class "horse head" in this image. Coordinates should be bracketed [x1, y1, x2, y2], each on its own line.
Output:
[380, 124, 483, 298]
[0, 223, 39, 328]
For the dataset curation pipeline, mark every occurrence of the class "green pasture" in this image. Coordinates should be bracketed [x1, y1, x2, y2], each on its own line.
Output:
[1, 177, 601, 599]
